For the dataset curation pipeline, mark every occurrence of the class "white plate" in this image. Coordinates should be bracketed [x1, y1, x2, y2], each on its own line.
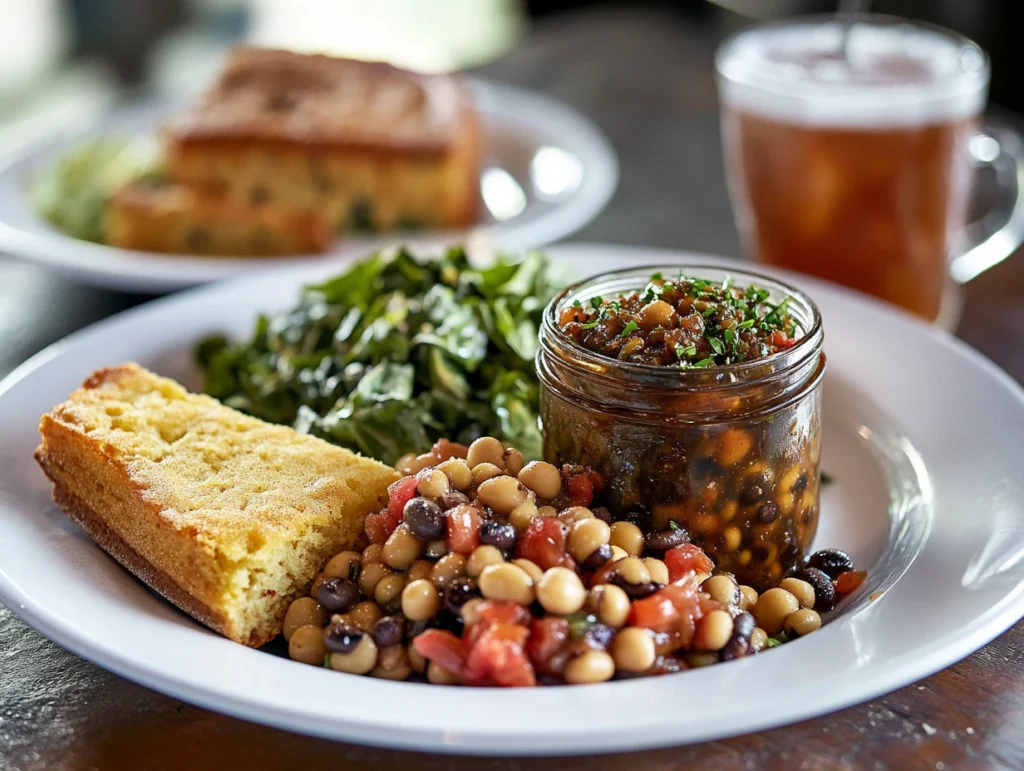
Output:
[0, 81, 617, 292]
[1, 243, 1023, 756]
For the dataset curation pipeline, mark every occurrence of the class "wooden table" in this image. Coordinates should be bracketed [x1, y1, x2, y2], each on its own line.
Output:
[2, 8, 1022, 770]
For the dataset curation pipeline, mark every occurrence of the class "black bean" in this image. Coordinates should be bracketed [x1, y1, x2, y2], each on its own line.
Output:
[441, 491, 470, 509]
[807, 549, 854, 579]
[583, 543, 613, 570]
[371, 615, 405, 648]
[403, 497, 445, 540]
[591, 506, 613, 524]
[584, 622, 616, 650]
[720, 636, 749, 661]
[443, 578, 478, 615]
[756, 501, 780, 524]
[624, 508, 652, 531]
[314, 577, 359, 614]
[479, 521, 517, 550]
[732, 611, 755, 641]
[644, 527, 690, 552]
[798, 567, 837, 612]
[323, 621, 363, 653]
[740, 483, 765, 505]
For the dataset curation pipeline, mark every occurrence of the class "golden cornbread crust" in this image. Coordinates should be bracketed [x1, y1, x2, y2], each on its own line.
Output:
[107, 180, 332, 256]
[163, 48, 481, 231]
[35, 363, 399, 646]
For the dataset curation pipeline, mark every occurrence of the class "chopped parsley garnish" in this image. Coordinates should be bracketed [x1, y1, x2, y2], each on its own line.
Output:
[560, 270, 800, 367]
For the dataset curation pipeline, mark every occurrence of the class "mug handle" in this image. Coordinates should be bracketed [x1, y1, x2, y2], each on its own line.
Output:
[950, 120, 1024, 284]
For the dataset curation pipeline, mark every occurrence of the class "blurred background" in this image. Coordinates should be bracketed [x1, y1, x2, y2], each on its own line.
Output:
[2, 0, 1021, 159]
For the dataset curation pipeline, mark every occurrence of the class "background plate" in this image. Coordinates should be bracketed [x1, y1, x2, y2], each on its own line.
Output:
[0, 244, 1022, 755]
[0, 81, 618, 292]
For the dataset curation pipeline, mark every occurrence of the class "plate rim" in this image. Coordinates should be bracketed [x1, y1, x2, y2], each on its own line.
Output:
[0, 79, 619, 292]
[2, 243, 1023, 755]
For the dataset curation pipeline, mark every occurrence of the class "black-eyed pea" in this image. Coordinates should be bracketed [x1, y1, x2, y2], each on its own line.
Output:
[609, 521, 644, 557]
[395, 453, 418, 476]
[685, 651, 719, 668]
[502, 447, 525, 477]
[349, 601, 382, 631]
[518, 461, 562, 500]
[467, 437, 505, 469]
[358, 562, 392, 597]
[754, 588, 800, 636]
[412, 453, 437, 473]
[537, 505, 558, 518]
[783, 608, 822, 638]
[374, 574, 406, 607]
[362, 543, 384, 563]
[288, 624, 327, 664]
[558, 506, 594, 526]
[371, 644, 412, 680]
[564, 650, 615, 684]
[467, 545, 505, 577]
[718, 427, 753, 467]
[510, 499, 539, 532]
[401, 578, 441, 621]
[512, 558, 544, 582]
[406, 559, 433, 583]
[283, 597, 326, 641]
[329, 635, 378, 674]
[609, 545, 629, 562]
[722, 525, 742, 553]
[437, 458, 472, 491]
[471, 463, 503, 485]
[779, 577, 815, 609]
[477, 475, 528, 515]
[643, 557, 670, 585]
[615, 557, 651, 585]
[461, 598, 486, 625]
[478, 563, 535, 605]
[739, 585, 759, 612]
[424, 539, 448, 559]
[589, 584, 630, 628]
[701, 575, 741, 607]
[535, 567, 586, 615]
[430, 553, 467, 588]
[382, 524, 423, 570]
[322, 551, 362, 580]
[416, 469, 450, 499]
[693, 609, 734, 651]
[610, 627, 656, 672]
[568, 517, 611, 562]
[751, 627, 768, 651]
[408, 644, 427, 674]
[427, 661, 461, 684]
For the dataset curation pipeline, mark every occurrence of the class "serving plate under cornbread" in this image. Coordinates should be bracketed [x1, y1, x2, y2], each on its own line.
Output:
[1, 244, 1022, 754]
[0, 80, 617, 292]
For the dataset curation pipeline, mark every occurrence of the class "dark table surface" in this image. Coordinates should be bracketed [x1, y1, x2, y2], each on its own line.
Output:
[2, 7, 1024, 771]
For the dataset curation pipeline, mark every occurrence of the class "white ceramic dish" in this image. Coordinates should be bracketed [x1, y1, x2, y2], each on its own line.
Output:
[1, 243, 1022, 756]
[0, 81, 617, 292]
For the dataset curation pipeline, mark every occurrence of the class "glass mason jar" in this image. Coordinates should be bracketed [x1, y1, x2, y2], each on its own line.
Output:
[537, 265, 826, 589]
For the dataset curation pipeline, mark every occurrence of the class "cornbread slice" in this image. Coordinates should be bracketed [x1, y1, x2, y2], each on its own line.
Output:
[162, 47, 480, 232]
[35, 363, 398, 646]
[107, 180, 332, 256]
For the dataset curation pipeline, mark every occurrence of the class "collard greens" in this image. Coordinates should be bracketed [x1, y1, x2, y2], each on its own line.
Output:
[196, 246, 568, 465]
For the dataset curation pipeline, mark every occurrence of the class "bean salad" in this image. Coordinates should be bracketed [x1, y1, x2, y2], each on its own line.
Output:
[282, 437, 865, 686]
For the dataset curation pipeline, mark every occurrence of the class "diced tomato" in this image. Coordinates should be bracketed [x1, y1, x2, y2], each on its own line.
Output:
[477, 600, 532, 627]
[464, 623, 536, 687]
[446, 504, 483, 555]
[412, 629, 466, 679]
[589, 556, 623, 587]
[769, 330, 797, 350]
[565, 473, 595, 507]
[516, 517, 569, 570]
[660, 577, 704, 649]
[364, 508, 401, 544]
[665, 543, 715, 582]
[527, 617, 570, 673]
[432, 438, 468, 461]
[629, 592, 680, 632]
[386, 476, 420, 519]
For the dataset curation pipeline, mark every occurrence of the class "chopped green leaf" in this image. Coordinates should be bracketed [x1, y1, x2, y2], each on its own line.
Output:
[765, 637, 783, 648]
[620, 320, 640, 337]
[708, 337, 725, 355]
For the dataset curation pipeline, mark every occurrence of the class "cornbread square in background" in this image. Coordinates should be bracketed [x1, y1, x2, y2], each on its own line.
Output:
[163, 47, 481, 232]
[107, 180, 332, 255]
[35, 363, 399, 647]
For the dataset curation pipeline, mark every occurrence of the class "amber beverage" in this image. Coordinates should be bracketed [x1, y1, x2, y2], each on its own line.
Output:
[716, 16, 992, 322]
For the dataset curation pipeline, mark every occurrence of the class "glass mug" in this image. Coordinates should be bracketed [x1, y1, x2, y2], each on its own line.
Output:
[716, 15, 1024, 325]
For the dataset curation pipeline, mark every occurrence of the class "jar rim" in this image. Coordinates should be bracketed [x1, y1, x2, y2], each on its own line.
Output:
[540, 263, 824, 390]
